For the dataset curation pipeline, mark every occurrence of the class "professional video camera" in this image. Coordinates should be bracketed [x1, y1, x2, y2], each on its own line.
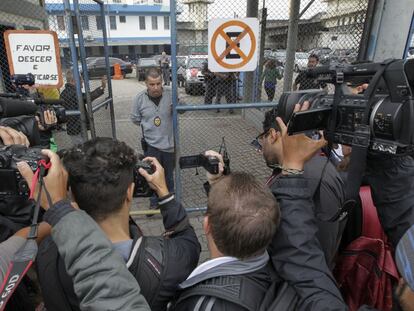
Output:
[180, 154, 221, 174]
[0, 145, 48, 197]
[0, 75, 67, 145]
[3, 74, 67, 129]
[133, 160, 155, 197]
[278, 59, 414, 155]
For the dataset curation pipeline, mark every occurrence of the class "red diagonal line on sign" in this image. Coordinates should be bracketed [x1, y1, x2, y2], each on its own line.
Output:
[218, 29, 249, 60]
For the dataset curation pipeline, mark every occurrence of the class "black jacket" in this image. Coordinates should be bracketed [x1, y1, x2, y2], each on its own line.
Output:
[269, 174, 348, 310]
[268, 155, 345, 267]
[365, 155, 414, 247]
[60, 83, 104, 135]
[36, 197, 201, 311]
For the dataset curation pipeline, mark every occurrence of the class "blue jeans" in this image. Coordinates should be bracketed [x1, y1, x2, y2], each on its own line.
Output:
[145, 145, 175, 207]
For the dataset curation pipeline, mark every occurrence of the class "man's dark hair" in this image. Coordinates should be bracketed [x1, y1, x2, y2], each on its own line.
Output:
[145, 67, 162, 80]
[207, 172, 280, 259]
[62, 137, 137, 221]
[309, 53, 319, 62]
[262, 108, 279, 133]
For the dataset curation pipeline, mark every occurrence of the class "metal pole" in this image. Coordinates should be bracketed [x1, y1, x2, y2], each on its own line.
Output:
[170, 0, 182, 201]
[243, 0, 259, 103]
[256, 6, 267, 102]
[73, 0, 96, 140]
[283, 0, 300, 92]
[357, 0, 377, 61]
[298, 0, 316, 19]
[100, 2, 117, 139]
[64, 0, 88, 141]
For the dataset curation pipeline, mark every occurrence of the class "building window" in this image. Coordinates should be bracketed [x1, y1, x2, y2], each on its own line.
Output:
[152, 16, 158, 30]
[153, 45, 159, 53]
[164, 16, 170, 30]
[142, 45, 147, 53]
[139, 16, 146, 30]
[81, 16, 89, 30]
[110, 16, 117, 30]
[57, 16, 65, 30]
[96, 16, 103, 30]
[119, 16, 126, 23]
[154, 0, 163, 4]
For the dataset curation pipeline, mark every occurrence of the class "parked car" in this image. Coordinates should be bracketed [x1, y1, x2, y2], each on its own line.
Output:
[184, 55, 208, 95]
[407, 47, 414, 59]
[328, 49, 357, 64]
[136, 58, 159, 81]
[309, 47, 332, 65]
[80, 57, 132, 79]
[271, 50, 287, 66]
[294, 52, 309, 72]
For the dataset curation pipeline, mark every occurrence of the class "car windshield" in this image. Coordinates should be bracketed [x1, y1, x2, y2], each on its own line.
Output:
[188, 58, 206, 68]
[296, 53, 308, 59]
[109, 58, 126, 65]
[139, 59, 157, 66]
[177, 57, 187, 67]
[274, 51, 286, 58]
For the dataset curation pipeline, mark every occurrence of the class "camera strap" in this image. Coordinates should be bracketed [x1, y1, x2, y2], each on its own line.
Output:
[0, 160, 52, 311]
[331, 61, 391, 222]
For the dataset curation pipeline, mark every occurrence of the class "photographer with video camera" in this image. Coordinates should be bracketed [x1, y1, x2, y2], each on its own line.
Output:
[8, 73, 64, 150]
[257, 104, 345, 268]
[35, 137, 200, 311]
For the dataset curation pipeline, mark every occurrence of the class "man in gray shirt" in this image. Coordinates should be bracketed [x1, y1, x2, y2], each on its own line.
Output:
[160, 51, 170, 86]
[131, 67, 175, 208]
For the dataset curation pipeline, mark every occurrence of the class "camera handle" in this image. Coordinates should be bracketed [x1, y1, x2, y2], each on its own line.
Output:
[0, 160, 51, 310]
[329, 61, 392, 222]
[219, 137, 231, 175]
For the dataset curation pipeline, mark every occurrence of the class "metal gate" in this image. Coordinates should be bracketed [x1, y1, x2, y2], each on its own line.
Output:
[168, 0, 371, 209]
[47, 0, 116, 148]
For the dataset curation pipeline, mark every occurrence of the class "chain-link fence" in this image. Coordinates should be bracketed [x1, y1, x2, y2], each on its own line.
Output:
[172, 0, 370, 208]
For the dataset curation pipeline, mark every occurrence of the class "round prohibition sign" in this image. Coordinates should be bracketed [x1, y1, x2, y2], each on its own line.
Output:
[211, 20, 256, 70]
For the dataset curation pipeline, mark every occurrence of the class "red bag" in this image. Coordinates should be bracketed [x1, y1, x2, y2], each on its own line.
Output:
[334, 186, 399, 311]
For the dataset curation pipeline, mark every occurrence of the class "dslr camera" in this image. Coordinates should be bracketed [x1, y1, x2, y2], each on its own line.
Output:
[133, 160, 155, 197]
[0, 145, 48, 197]
[278, 59, 414, 155]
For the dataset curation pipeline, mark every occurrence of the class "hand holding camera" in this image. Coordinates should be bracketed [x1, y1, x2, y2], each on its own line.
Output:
[0, 126, 30, 147]
[138, 157, 169, 198]
[204, 150, 224, 185]
[276, 112, 327, 174]
[16, 149, 68, 209]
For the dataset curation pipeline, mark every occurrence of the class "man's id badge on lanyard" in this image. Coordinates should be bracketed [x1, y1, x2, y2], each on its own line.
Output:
[154, 116, 161, 127]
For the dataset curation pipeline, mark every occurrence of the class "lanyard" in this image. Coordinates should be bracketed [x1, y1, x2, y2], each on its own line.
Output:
[0, 160, 52, 311]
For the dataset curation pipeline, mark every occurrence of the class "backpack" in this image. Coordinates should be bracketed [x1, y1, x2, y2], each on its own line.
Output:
[333, 186, 399, 311]
[174, 266, 298, 311]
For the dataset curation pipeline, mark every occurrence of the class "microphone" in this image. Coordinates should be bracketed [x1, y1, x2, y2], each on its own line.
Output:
[33, 98, 65, 106]
[0, 97, 38, 118]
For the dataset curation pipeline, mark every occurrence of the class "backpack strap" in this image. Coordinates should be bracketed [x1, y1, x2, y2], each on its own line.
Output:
[176, 275, 266, 311]
[128, 236, 165, 306]
[359, 186, 385, 240]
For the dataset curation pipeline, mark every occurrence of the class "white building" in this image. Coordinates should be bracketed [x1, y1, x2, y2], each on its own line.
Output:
[46, 0, 172, 60]
[318, 0, 367, 50]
